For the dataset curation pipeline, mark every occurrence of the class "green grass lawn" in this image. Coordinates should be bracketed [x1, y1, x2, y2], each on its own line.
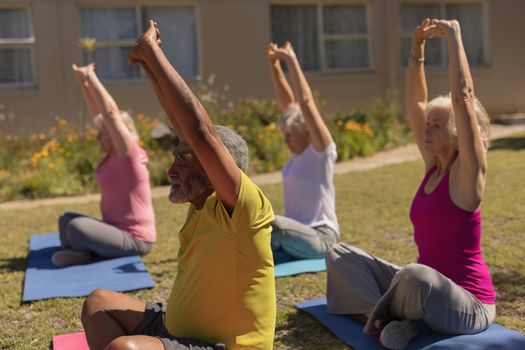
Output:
[1, 135, 524, 350]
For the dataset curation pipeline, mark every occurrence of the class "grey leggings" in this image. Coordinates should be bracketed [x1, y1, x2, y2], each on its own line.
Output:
[58, 211, 153, 257]
[271, 215, 338, 259]
[326, 243, 496, 336]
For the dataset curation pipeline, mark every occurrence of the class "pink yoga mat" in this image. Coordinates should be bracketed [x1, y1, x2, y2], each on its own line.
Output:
[53, 332, 89, 350]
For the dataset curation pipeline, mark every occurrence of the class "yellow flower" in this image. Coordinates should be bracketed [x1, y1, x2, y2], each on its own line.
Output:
[362, 123, 374, 138]
[344, 120, 361, 132]
[265, 123, 276, 132]
[77, 37, 97, 54]
[58, 157, 65, 163]
[58, 119, 67, 127]
[137, 114, 145, 121]
[48, 163, 55, 169]
[38, 133, 46, 140]
[41, 149, 49, 157]
[67, 135, 75, 143]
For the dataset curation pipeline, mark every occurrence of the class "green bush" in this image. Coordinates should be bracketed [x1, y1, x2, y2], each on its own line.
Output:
[0, 79, 411, 202]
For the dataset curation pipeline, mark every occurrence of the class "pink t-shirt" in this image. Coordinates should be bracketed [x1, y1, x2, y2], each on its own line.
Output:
[410, 167, 496, 304]
[95, 141, 156, 243]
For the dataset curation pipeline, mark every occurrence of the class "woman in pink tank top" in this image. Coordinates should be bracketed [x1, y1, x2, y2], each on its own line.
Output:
[326, 18, 496, 349]
[51, 64, 156, 267]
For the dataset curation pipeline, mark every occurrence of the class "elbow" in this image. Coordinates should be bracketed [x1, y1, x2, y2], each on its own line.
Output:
[297, 94, 314, 107]
[453, 82, 475, 104]
[105, 109, 120, 122]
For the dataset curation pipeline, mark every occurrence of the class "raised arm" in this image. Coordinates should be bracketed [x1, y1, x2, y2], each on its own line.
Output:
[129, 20, 240, 211]
[72, 63, 100, 118]
[266, 43, 295, 112]
[429, 19, 487, 203]
[405, 19, 436, 170]
[140, 61, 184, 139]
[269, 42, 332, 152]
[73, 64, 134, 156]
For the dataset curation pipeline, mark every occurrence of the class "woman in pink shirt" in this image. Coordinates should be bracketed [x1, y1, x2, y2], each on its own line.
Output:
[51, 64, 156, 267]
[326, 19, 496, 349]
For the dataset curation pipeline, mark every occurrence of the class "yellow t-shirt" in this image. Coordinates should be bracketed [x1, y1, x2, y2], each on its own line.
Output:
[165, 172, 276, 349]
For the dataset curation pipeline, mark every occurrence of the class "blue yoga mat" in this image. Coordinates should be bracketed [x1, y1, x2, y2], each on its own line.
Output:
[23, 233, 155, 302]
[273, 249, 326, 278]
[296, 297, 525, 350]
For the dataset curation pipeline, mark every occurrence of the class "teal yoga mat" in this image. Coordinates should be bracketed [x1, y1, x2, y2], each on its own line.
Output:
[273, 249, 326, 277]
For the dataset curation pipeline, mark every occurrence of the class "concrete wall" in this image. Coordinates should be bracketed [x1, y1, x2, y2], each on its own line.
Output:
[0, 0, 524, 134]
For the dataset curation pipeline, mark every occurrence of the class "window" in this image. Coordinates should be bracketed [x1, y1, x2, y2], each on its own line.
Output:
[0, 7, 35, 86]
[400, 2, 486, 66]
[79, 6, 198, 81]
[271, 4, 371, 72]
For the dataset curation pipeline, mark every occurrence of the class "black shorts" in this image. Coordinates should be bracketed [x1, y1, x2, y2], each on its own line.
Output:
[132, 302, 225, 350]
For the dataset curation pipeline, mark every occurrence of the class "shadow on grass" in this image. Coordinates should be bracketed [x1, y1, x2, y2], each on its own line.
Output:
[0, 257, 27, 273]
[491, 268, 525, 302]
[276, 308, 350, 349]
[489, 135, 525, 151]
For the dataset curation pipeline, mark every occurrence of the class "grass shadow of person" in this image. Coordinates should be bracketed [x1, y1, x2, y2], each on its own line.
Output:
[0, 256, 27, 273]
[275, 306, 351, 349]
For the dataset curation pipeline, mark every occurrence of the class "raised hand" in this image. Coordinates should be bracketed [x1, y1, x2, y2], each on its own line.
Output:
[412, 18, 433, 45]
[72, 63, 95, 81]
[128, 20, 161, 64]
[270, 41, 296, 61]
[426, 19, 461, 38]
[266, 43, 279, 64]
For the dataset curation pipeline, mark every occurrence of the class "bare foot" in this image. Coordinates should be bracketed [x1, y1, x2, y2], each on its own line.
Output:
[129, 19, 161, 64]
[72, 63, 95, 80]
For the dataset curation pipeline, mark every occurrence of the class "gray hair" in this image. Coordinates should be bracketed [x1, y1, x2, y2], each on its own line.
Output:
[279, 104, 308, 134]
[424, 94, 490, 150]
[214, 125, 249, 173]
[94, 111, 139, 140]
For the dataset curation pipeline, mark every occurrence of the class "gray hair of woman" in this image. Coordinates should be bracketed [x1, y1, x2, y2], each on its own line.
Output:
[424, 94, 490, 150]
[94, 111, 139, 140]
[214, 125, 249, 173]
[278, 104, 308, 135]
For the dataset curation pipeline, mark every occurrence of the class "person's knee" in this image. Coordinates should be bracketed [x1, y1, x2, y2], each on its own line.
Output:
[396, 263, 435, 290]
[104, 336, 137, 350]
[66, 217, 95, 246]
[59, 211, 75, 229]
[326, 243, 359, 266]
[271, 215, 287, 232]
[82, 289, 113, 324]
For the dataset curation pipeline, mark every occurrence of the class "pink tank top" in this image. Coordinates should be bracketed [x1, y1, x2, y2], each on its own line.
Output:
[410, 167, 496, 304]
[95, 141, 156, 243]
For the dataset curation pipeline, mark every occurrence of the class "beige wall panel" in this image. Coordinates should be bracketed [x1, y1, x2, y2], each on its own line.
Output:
[1, 0, 525, 134]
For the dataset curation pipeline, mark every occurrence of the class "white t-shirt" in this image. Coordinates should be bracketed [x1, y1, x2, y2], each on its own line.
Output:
[282, 142, 339, 234]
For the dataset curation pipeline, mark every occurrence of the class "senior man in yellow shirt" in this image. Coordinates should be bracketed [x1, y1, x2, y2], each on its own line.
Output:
[80, 20, 276, 350]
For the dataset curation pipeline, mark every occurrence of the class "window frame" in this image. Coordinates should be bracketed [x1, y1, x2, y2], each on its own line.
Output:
[0, 5, 37, 88]
[270, 1, 374, 74]
[399, 0, 489, 68]
[77, 3, 201, 82]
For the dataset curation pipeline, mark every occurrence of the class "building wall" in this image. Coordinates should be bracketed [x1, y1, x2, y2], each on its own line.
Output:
[0, 0, 524, 135]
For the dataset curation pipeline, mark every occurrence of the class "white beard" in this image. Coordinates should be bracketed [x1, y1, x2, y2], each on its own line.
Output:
[169, 176, 210, 204]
